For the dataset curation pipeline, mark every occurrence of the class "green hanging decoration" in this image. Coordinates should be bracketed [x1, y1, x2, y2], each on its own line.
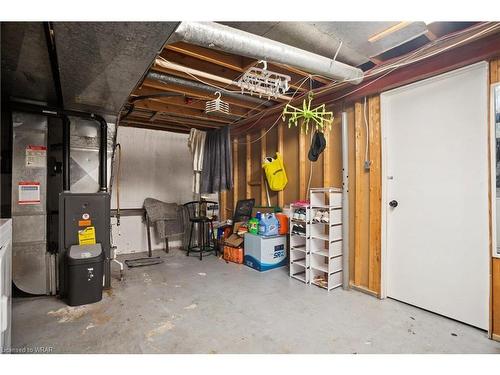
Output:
[282, 92, 334, 134]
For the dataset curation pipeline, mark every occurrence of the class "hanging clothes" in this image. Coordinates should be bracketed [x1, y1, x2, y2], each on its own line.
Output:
[200, 126, 233, 194]
[187, 128, 207, 194]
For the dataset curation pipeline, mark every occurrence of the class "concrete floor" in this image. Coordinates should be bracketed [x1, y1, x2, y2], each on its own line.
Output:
[11, 248, 500, 354]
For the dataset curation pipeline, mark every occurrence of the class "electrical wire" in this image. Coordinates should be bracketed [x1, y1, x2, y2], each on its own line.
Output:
[313, 21, 500, 99]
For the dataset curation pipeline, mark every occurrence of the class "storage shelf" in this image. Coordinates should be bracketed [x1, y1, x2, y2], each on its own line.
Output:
[312, 249, 329, 257]
[311, 280, 329, 289]
[290, 190, 343, 290]
[311, 264, 328, 273]
[291, 245, 306, 253]
[292, 259, 306, 268]
[311, 234, 329, 242]
[291, 272, 307, 283]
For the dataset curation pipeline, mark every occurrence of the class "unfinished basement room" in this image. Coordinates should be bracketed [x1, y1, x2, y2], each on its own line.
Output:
[1, 2, 500, 370]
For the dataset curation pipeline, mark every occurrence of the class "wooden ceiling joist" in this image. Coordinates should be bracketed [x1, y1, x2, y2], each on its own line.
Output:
[121, 118, 192, 133]
[124, 107, 230, 129]
[141, 79, 269, 111]
[132, 99, 237, 125]
[130, 90, 250, 117]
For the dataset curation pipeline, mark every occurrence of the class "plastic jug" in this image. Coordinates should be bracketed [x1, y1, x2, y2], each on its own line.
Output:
[275, 213, 288, 235]
[248, 218, 259, 235]
[258, 213, 279, 237]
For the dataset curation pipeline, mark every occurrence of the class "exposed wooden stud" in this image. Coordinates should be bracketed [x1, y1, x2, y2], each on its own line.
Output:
[368, 96, 382, 295]
[299, 127, 307, 201]
[260, 128, 268, 205]
[220, 191, 227, 221]
[354, 102, 364, 285]
[233, 139, 239, 210]
[491, 59, 499, 84]
[246, 134, 251, 199]
[277, 122, 285, 207]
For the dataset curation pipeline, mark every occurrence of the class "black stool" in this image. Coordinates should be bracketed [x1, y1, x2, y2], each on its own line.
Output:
[184, 200, 218, 260]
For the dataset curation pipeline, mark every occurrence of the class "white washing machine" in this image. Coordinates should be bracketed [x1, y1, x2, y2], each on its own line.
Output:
[0, 219, 12, 353]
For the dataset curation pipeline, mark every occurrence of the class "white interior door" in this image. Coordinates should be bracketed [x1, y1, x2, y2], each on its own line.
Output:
[381, 62, 489, 329]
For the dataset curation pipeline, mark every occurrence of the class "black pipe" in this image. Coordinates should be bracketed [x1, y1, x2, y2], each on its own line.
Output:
[43, 22, 64, 109]
[98, 116, 107, 192]
[62, 115, 70, 191]
[9, 102, 108, 192]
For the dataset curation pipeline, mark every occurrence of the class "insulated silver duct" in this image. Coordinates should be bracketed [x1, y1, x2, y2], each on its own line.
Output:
[147, 71, 273, 107]
[170, 22, 364, 84]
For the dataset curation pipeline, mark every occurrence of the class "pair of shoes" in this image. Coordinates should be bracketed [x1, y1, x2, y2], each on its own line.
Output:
[313, 210, 329, 223]
[293, 208, 306, 221]
[292, 224, 306, 236]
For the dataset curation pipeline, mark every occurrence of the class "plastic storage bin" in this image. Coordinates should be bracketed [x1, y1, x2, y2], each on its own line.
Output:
[66, 244, 104, 306]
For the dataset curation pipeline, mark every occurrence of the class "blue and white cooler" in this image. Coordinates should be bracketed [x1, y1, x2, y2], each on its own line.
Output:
[243, 233, 287, 272]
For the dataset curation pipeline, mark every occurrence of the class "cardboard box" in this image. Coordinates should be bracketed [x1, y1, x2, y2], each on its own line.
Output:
[224, 233, 243, 248]
[243, 233, 287, 272]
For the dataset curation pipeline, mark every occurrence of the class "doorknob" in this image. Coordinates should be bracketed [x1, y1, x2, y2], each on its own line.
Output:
[389, 200, 398, 208]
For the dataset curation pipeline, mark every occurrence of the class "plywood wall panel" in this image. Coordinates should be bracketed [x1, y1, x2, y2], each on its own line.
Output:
[283, 124, 299, 204]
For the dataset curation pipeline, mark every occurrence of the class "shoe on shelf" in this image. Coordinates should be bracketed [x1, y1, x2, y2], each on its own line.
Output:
[320, 210, 329, 223]
[293, 210, 300, 220]
[313, 210, 323, 223]
[298, 208, 306, 221]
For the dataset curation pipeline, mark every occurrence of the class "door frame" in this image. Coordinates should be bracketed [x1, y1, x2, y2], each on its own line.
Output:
[379, 63, 492, 334]
[491, 82, 500, 262]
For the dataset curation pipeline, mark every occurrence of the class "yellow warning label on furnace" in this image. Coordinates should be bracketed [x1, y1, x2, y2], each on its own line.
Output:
[78, 226, 96, 245]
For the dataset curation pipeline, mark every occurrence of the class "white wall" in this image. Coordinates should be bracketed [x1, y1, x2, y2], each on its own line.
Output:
[111, 127, 195, 254]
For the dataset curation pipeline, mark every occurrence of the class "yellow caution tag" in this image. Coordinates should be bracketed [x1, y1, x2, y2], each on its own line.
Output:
[78, 226, 96, 245]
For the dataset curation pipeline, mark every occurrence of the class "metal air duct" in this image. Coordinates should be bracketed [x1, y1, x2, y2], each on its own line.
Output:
[170, 22, 364, 84]
[147, 71, 273, 107]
